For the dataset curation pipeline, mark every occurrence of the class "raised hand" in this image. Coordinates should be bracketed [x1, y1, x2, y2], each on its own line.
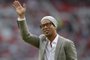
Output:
[13, 0, 26, 18]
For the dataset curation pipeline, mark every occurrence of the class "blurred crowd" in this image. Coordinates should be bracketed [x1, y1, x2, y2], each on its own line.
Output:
[0, 0, 90, 60]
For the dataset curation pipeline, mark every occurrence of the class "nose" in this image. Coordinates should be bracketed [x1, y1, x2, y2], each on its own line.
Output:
[43, 25, 48, 29]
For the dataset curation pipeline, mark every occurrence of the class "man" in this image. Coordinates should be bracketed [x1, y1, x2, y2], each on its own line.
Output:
[13, 0, 77, 60]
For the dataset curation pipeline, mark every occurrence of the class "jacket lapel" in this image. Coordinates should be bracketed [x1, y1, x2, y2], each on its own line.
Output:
[41, 40, 48, 60]
[55, 35, 63, 60]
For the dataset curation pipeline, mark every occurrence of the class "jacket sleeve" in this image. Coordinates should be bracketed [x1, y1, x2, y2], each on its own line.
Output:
[65, 40, 77, 60]
[17, 20, 40, 48]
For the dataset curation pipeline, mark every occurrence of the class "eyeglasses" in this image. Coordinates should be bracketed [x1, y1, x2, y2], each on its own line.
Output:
[40, 22, 55, 28]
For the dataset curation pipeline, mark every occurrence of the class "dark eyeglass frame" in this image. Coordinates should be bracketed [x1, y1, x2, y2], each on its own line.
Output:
[40, 22, 55, 28]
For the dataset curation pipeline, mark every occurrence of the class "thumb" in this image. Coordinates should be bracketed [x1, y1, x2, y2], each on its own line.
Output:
[23, 3, 26, 8]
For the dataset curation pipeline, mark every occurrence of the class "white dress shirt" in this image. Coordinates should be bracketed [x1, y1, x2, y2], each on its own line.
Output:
[44, 34, 59, 60]
[18, 17, 26, 21]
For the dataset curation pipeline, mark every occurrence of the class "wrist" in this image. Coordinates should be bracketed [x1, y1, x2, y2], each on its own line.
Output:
[18, 15, 25, 19]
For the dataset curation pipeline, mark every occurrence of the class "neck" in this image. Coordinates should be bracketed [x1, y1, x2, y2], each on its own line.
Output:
[47, 33, 57, 43]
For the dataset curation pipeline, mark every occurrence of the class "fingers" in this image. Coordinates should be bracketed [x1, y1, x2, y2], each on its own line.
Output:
[13, 0, 22, 8]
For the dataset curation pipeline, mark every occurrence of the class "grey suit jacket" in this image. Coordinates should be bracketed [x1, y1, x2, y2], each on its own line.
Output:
[17, 20, 77, 60]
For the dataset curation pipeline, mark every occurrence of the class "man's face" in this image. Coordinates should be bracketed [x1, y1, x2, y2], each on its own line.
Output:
[40, 19, 56, 36]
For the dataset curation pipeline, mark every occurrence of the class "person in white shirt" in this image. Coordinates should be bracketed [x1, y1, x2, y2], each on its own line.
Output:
[12, 0, 77, 60]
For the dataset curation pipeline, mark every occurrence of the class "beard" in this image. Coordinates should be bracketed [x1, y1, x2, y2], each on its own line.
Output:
[43, 31, 52, 37]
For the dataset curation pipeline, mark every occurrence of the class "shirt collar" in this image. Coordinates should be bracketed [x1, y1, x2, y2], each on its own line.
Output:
[52, 34, 59, 45]
[46, 34, 59, 46]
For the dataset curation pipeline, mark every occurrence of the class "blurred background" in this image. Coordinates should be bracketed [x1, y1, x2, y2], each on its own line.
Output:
[0, 0, 90, 60]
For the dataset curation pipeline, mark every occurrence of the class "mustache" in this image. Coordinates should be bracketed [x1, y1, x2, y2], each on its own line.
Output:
[42, 28, 49, 31]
